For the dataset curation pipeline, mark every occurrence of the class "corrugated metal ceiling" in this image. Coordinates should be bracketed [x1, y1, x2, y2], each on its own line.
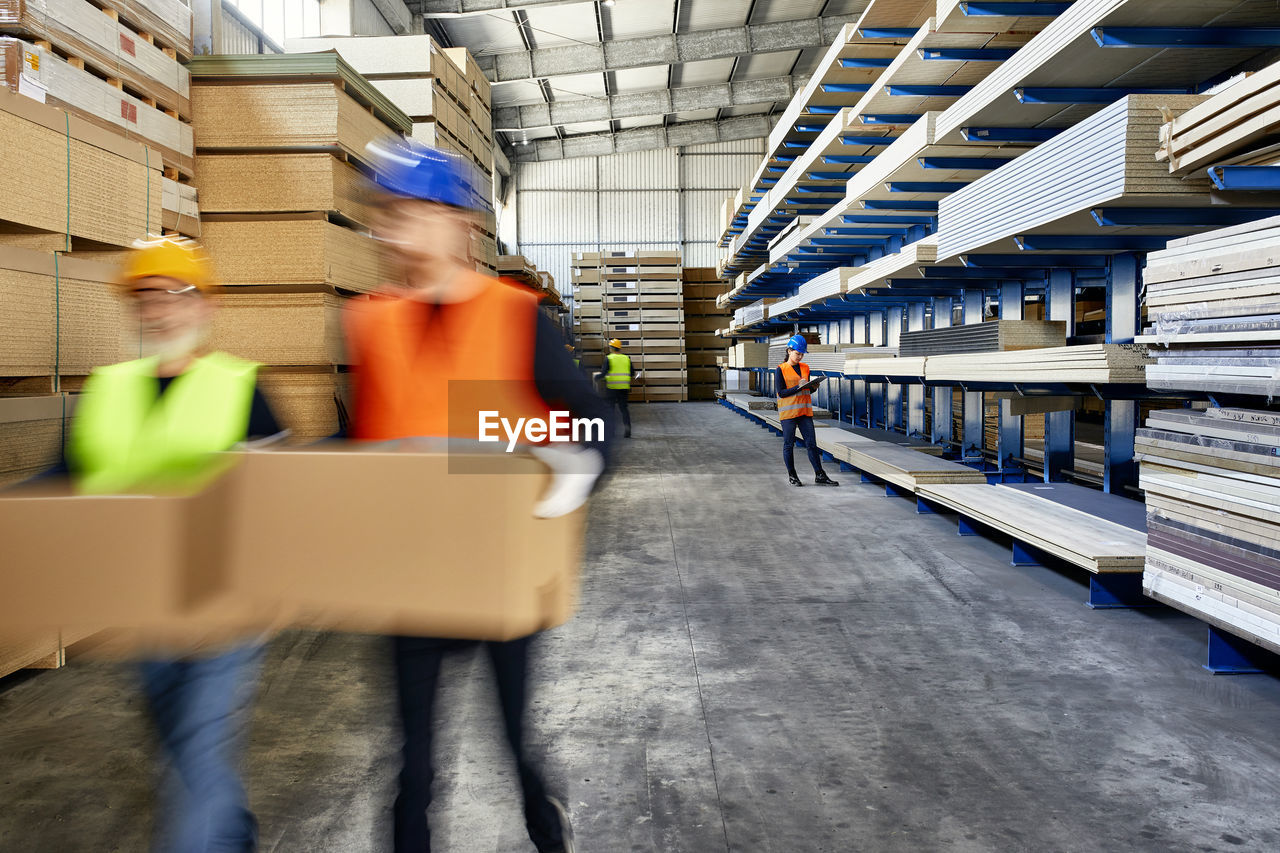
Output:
[435, 0, 861, 148]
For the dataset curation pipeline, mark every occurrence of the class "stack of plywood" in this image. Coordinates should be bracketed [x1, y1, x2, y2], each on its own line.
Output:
[728, 341, 770, 369]
[283, 37, 496, 207]
[1140, 215, 1280, 397]
[1158, 61, 1280, 175]
[497, 254, 564, 324]
[898, 320, 1066, 357]
[0, 394, 72, 487]
[682, 267, 729, 400]
[925, 344, 1151, 384]
[570, 252, 604, 369]
[1139, 408, 1280, 657]
[189, 53, 411, 440]
[599, 250, 685, 402]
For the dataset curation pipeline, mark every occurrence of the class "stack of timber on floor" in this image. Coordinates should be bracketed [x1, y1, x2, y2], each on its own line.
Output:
[683, 267, 729, 400]
[925, 344, 1151, 384]
[283, 36, 496, 211]
[918, 482, 1148, 574]
[570, 252, 604, 370]
[1158, 60, 1280, 175]
[898, 320, 1066, 357]
[827, 441, 986, 491]
[1141, 215, 1280, 396]
[816, 424, 944, 457]
[1139, 408, 1280, 656]
[600, 250, 684, 402]
[189, 53, 413, 440]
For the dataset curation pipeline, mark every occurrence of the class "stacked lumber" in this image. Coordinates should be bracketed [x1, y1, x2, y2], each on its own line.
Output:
[0, 394, 71, 486]
[766, 334, 826, 367]
[1140, 215, 1280, 397]
[0, 629, 64, 681]
[899, 320, 1065, 357]
[570, 252, 604, 369]
[829, 441, 987, 490]
[189, 54, 411, 441]
[1138, 408, 1280, 655]
[1158, 61, 1280, 175]
[728, 341, 769, 369]
[596, 250, 685, 402]
[925, 344, 1151, 384]
[918, 483, 1147, 573]
[0, 36, 192, 177]
[683, 267, 730, 400]
[842, 347, 899, 375]
[284, 36, 496, 200]
[845, 355, 926, 379]
[817, 424, 944, 457]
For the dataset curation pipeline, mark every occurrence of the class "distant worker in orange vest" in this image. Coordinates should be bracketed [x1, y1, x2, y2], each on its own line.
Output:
[349, 137, 612, 853]
[776, 334, 839, 487]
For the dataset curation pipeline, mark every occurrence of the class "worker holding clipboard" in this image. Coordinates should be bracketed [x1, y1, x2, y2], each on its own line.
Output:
[776, 334, 839, 487]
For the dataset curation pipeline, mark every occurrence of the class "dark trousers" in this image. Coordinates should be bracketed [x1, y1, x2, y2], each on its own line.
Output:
[139, 643, 264, 853]
[611, 389, 631, 434]
[782, 415, 824, 477]
[393, 635, 563, 853]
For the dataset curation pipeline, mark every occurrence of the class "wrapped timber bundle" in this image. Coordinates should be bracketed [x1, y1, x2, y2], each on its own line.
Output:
[1158, 61, 1280, 176]
[1139, 408, 1280, 656]
[1141, 214, 1280, 398]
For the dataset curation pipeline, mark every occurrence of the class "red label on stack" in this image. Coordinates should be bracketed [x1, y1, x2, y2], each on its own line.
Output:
[120, 34, 136, 56]
[121, 100, 137, 123]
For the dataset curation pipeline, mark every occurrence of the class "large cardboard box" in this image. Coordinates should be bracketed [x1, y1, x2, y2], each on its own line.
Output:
[219, 448, 585, 640]
[0, 448, 586, 644]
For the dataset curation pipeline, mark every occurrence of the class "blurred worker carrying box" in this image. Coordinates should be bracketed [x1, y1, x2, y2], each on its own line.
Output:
[0, 446, 586, 655]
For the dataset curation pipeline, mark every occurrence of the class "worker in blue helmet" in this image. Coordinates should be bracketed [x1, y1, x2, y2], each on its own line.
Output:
[776, 334, 839, 487]
[355, 136, 607, 853]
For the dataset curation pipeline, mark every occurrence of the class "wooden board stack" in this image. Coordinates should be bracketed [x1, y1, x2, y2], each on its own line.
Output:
[682, 267, 730, 400]
[918, 483, 1147, 574]
[600, 250, 685, 402]
[827, 441, 987, 491]
[1140, 214, 1280, 397]
[189, 53, 413, 440]
[496, 254, 564, 327]
[284, 36, 496, 216]
[925, 344, 1151, 384]
[1138, 408, 1280, 656]
[898, 320, 1066, 357]
[570, 252, 604, 370]
[1158, 61, 1280, 176]
[728, 341, 769, 369]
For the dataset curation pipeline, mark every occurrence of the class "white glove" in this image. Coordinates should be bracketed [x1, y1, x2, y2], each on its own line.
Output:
[529, 445, 605, 519]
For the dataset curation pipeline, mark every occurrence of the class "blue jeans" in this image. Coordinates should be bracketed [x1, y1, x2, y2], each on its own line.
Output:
[139, 643, 264, 853]
[782, 415, 824, 477]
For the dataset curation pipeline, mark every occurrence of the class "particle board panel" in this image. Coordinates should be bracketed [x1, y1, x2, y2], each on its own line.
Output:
[0, 38, 193, 176]
[199, 218, 386, 293]
[194, 152, 377, 228]
[1159, 59, 1280, 174]
[925, 344, 1151, 383]
[190, 80, 402, 170]
[256, 369, 350, 442]
[918, 482, 1147, 571]
[832, 441, 987, 489]
[285, 34, 454, 82]
[0, 247, 130, 376]
[899, 320, 1066, 356]
[0, 394, 66, 486]
[99, 0, 192, 59]
[0, 88, 161, 247]
[819, 423, 944, 456]
[0, 629, 63, 679]
[208, 291, 356, 367]
[1003, 481, 1147, 532]
[1145, 565, 1280, 656]
[161, 176, 199, 238]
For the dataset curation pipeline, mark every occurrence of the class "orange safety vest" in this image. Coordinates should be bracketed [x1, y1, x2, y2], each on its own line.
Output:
[778, 361, 813, 420]
[346, 272, 551, 440]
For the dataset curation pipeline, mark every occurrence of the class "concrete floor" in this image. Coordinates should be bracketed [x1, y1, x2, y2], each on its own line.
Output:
[3, 402, 1280, 852]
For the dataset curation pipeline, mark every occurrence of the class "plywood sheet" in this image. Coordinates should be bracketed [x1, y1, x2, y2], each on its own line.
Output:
[200, 218, 387, 293]
[194, 153, 377, 227]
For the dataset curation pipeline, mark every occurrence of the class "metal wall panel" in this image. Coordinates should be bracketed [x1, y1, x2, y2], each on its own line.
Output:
[598, 148, 680, 190]
[518, 190, 599, 246]
[353, 0, 395, 36]
[682, 243, 721, 270]
[681, 139, 768, 156]
[517, 157, 599, 191]
[600, 191, 679, 244]
[523, 243, 596, 300]
[221, 11, 272, 53]
[681, 190, 731, 244]
[681, 151, 763, 190]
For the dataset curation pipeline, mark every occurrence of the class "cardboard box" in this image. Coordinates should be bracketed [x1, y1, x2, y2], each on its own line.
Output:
[573, 269, 601, 284]
[0, 448, 586, 644]
[219, 448, 584, 640]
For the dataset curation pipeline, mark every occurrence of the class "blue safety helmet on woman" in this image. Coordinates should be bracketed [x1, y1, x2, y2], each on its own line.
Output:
[787, 334, 808, 354]
[365, 136, 481, 210]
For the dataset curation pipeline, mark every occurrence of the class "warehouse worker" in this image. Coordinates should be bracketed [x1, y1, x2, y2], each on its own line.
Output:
[605, 338, 634, 438]
[66, 236, 286, 853]
[566, 343, 581, 370]
[776, 334, 838, 487]
[352, 137, 612, 853]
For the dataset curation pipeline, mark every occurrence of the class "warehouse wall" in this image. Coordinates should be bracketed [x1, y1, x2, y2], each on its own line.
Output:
[514, 139, 766, 297]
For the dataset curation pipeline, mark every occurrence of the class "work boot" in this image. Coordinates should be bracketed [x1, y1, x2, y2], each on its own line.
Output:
[788, 473, 803, 487]
[814, 471, 840, 486]
[540, 797, 576, 853]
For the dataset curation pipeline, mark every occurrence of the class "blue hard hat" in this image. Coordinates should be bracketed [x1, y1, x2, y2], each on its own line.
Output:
[788, 334, 808, 354]
[365, 136, 481, 210]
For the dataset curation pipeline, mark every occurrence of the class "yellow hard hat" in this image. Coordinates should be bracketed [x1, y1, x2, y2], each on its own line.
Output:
[609, 338, 623, 349]
[118, 236, 215, 291]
